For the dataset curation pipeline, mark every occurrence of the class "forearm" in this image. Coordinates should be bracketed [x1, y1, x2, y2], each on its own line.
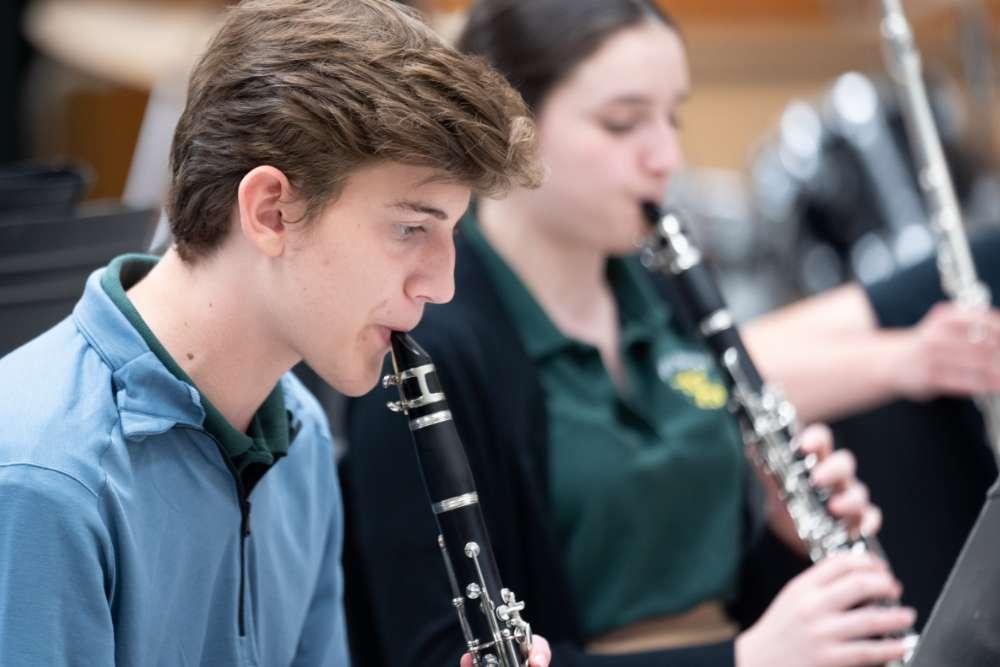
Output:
[743, 284, 907, 422]
[744, 285, 877, 342]
[745, 326, 908, 423]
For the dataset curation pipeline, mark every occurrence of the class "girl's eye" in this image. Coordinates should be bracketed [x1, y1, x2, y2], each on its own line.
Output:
[601, 119, 638, 135]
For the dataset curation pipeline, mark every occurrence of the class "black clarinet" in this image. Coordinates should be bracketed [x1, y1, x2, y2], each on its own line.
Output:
[383, 331, 532, 667]
[639, 203, 917, 662]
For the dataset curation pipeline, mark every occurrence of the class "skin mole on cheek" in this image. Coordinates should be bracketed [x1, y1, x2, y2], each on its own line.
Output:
[186, 353, 195, 361]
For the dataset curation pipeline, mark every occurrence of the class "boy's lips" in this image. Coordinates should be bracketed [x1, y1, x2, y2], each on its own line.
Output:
[376, 321, 420, 348]
[377, 326, 392, 347]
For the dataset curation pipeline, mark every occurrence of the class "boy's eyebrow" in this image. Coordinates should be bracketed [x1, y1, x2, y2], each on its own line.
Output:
[387, 200, 448, 220]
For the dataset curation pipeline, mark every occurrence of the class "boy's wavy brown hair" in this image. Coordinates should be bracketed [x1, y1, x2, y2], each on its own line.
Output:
[168, 0, 540, 262]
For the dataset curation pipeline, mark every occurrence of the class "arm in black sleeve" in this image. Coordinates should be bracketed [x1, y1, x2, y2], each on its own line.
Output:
[553, 643, 735, 667]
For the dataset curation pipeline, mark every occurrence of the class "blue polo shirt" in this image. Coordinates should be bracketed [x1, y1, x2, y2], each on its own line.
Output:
[0, 262, 348, 665]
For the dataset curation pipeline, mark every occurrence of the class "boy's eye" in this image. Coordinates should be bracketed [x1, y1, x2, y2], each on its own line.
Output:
[394, 223, 425, 239]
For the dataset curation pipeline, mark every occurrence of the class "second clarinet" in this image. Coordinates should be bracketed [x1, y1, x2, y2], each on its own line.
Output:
[383, 331, 532, 667]
[639, 202, 918, 661]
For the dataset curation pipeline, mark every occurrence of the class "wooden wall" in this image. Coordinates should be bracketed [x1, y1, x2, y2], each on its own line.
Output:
[26, 0, 1000, 198]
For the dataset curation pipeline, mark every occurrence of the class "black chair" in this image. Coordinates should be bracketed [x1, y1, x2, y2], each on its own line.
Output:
[0, 205, 158, 357]
[0, 163, 91, 220]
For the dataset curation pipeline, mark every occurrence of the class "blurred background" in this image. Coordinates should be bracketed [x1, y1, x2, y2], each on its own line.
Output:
[5, 0, 1000, 319]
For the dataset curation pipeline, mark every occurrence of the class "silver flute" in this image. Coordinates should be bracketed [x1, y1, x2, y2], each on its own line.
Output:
[880, 0, 1000, 464]
[640, 203, 918, 664]
[383, 331, 532, 666]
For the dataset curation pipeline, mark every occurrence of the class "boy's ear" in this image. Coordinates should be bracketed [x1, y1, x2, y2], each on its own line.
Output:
[236, 166, 299, 257]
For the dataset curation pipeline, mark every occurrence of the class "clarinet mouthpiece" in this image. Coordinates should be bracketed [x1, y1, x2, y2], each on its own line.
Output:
[641, 200, 662, 228]
[390, 331, 432, 370]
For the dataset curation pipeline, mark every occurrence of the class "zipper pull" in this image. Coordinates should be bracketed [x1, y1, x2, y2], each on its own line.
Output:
[241, 499, 252, 537]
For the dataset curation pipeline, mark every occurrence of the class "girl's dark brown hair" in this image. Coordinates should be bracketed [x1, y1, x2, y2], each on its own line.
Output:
[458, 0, 676, 114]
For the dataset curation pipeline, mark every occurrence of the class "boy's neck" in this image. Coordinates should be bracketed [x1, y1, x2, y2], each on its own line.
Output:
[126, 246, 298, 433]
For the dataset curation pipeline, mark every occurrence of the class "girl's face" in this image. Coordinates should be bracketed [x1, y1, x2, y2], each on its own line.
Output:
[525, 20, 689, 255]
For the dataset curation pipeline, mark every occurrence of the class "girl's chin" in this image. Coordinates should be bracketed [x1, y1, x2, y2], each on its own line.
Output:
[607, 236, 645, 257]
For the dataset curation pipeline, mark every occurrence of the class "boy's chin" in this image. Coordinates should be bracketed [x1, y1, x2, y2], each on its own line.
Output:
[327, 359, 389, 398]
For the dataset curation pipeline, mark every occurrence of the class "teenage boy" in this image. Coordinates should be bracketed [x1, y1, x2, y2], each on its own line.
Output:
[0, 1, 546, 664]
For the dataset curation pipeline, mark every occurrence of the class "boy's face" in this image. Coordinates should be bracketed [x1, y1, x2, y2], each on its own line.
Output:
[275, 162, 470, 396]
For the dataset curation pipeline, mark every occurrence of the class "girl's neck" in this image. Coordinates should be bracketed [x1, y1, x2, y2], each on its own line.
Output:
[477, 196, 616, 341]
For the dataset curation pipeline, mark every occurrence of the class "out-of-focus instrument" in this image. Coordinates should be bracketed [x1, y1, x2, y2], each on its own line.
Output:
[879, 0, 1000, 466]
[640, 202, 918, 664]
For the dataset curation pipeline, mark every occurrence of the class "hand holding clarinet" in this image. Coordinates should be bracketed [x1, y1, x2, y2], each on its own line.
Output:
[641, 203, 918, 667]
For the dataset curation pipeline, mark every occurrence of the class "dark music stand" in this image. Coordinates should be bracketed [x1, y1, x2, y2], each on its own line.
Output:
[908, 479, 1000, 665]
[0, 205, 158, 357]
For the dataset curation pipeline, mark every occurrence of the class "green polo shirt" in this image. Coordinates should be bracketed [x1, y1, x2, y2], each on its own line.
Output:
[101, 254, 289, 490]
[464, 214, 746, 638]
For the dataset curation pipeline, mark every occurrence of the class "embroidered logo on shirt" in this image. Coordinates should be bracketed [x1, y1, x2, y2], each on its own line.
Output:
[670, 370, 728, 409]
[658, 352, 728, 410]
